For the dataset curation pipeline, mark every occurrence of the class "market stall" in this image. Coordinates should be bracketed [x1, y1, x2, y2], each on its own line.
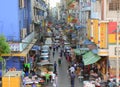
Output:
[23, 75, 45, 87]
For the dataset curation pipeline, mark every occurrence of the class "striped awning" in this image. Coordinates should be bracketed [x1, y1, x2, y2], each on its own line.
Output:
[82, 51, 101, 65]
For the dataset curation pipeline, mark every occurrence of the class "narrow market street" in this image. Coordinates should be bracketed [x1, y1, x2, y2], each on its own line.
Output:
[45, 48, 83, 87]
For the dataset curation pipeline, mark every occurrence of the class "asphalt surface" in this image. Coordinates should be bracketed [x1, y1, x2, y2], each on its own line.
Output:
[45, 48, 83, 87]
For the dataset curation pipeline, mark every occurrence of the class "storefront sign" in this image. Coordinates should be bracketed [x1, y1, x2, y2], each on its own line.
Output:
[109, 45, 120, 57]
[9, 43, 20, 51]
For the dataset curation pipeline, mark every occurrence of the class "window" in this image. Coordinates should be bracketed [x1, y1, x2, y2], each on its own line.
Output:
[19, 0, 24, 8]
[109, 0, 120, 10]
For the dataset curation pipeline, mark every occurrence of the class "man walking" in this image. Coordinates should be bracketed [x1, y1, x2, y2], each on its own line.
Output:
[70, 72, 75, 87]
[54, 61, 57, 73]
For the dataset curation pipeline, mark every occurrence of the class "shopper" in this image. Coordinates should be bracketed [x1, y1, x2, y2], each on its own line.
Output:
[54, 61, 57, 73]
[58, 57, 61, 66]
[70, 72, 75, 87]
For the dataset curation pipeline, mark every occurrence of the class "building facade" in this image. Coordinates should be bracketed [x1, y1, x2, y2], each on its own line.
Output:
[0, 0, 47, 76]
[80, 0, 120, 78]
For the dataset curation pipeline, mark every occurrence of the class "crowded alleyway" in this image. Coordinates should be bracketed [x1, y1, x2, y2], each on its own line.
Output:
[45, 47, 83, 87]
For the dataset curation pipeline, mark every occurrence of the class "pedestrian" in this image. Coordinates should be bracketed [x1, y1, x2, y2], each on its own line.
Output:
[53, 45, 56, 51]
[53, 51, 55, 58]
[51, 71, 56, 83]
[70, 72, 75, 87]
[24, 65, 29, 76]
[53, 73, 58, 87]
[67, 65, 71, 76]
[58, 57, 61, 66]
[69, 65, 75, 73]
[56, 45, 58, 51]
[60, 50, 63, 58]
[54, 61, 57, 73]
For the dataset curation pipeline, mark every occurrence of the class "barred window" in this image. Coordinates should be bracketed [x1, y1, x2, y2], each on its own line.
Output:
[109, 0, 120, 10]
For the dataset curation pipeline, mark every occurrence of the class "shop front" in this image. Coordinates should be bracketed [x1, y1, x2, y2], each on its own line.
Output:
[1, 39, 37, 77]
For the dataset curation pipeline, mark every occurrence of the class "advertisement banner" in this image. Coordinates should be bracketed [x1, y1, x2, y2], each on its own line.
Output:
[87, 19, 91, 39]
[100, 23, 107, 48]
[93, 19, 99, 44]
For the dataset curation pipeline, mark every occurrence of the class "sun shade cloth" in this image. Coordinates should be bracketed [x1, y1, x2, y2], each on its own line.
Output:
[82, 51, 101, 65]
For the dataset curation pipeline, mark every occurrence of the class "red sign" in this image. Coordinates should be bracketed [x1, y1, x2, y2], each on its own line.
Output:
[108, 22, 117, 34]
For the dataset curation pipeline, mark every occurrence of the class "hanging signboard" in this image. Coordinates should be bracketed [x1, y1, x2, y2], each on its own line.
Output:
[93, 19, 99, 44]
[99, 22, 107, 48]
[87, 19, 91, 39]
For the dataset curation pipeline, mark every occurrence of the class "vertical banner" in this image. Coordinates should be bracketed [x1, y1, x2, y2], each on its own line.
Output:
[93, 19, 99, 44]
[100, 22, 107, 48]
[87, 19, 91, 39]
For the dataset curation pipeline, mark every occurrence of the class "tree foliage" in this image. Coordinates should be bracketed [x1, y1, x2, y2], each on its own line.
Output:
[0, 35, 10, 56]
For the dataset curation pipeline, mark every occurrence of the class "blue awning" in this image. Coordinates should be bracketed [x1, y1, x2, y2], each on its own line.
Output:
[83, 39, 93, 45]
[71, 33, 77, 38]
[32, 45, 40, 50]
[75, 25, 86, 30]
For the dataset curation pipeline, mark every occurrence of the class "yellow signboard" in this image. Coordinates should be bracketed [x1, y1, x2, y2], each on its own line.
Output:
[100, 23, 107, 48]
[93, 19, 99, 44]
[109, 34, 116, 43]
[87, 19, 91, 39]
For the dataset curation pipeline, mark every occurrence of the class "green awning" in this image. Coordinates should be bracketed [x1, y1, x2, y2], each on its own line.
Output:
[74, 48, 88, 55]
[82, 51, 101, 65]
[68, 0, 75, 6]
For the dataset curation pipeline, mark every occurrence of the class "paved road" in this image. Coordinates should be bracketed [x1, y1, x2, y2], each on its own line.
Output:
[46, 48, 83, 87]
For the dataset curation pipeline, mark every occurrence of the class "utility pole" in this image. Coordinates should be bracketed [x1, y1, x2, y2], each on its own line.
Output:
[116, 0, 120, 86]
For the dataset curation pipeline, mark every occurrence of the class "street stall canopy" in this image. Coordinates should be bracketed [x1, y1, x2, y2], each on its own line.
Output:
[82, 51, 101, 65]
[74, 48, 89, 55]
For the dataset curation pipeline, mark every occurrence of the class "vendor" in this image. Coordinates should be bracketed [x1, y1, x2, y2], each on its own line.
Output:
[45, 71, 51, 84]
